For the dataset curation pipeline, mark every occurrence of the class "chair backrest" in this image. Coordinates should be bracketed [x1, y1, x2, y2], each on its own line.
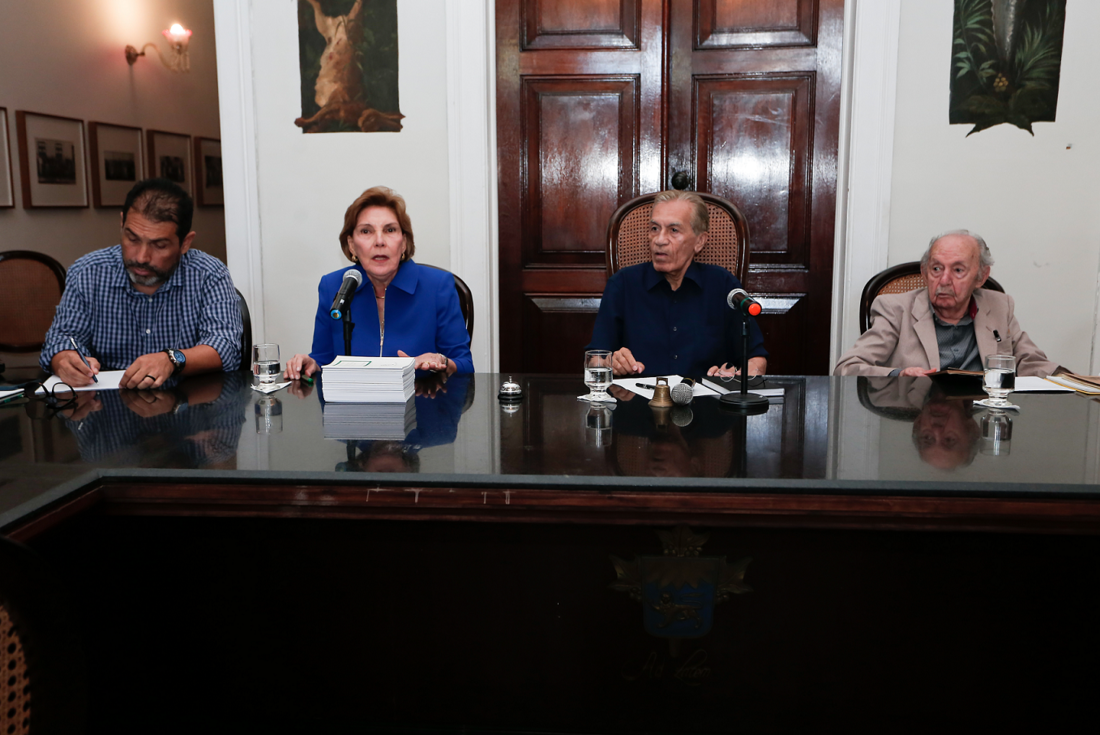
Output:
[606, 192, 750, 284]
[859, 262, 1005, 334]
[0, 537, 86, 733]
[235, 288, 252, 370]
[0, 251, 66, 352]
[419, 264, 474, 340]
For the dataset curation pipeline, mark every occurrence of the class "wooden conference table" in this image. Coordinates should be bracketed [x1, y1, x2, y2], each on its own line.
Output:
[1, 371, 1099, 733]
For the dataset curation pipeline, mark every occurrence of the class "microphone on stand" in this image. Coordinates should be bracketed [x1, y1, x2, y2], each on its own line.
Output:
[330, 269, 363, 320]
[671, 378, 695, 406]
[726, 288, 762, 317]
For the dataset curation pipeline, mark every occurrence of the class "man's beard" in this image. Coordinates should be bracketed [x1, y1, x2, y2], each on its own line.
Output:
[124, 260, 174, 286]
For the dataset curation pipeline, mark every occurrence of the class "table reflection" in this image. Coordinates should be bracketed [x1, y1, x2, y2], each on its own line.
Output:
[55, 371, 250, 469]
[7, 373, 1100, 492]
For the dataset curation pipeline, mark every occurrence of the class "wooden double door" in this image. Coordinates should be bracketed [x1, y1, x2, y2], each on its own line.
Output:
[497, 0, 843, 375]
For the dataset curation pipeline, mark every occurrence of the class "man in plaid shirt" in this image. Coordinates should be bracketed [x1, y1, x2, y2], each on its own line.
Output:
[40, 178, 242, 389]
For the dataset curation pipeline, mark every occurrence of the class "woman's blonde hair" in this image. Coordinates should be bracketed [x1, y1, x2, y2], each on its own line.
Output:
[339, 186, 415, 262]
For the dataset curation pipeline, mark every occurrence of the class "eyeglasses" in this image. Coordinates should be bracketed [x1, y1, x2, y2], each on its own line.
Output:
[18, 380, 78, 415]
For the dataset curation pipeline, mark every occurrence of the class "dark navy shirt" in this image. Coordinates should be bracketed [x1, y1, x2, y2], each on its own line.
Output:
[587, 261, 767, 378]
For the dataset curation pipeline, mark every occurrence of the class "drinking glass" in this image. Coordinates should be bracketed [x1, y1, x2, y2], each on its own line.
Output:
[585, 404, 613, 447]
[583, 350, 613, 402]
[253, 343, 281, 385]
[980, 409, 1012, 456]
[978, 354, 1018, 410]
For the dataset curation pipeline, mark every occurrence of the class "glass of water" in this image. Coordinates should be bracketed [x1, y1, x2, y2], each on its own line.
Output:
[583, 350, 613, 402]
[253, 343, 281, 385]
[978, 354, 1018, 410]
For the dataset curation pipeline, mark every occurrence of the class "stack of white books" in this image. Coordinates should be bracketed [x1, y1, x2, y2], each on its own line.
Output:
[321, 356, 416, 403]
[323, 397, 417, 440]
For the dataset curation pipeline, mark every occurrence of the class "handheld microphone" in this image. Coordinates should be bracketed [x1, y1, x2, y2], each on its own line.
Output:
[726, 288, 762, 317]
[671, 378, 695, 406]
[330, 268, 363, 320]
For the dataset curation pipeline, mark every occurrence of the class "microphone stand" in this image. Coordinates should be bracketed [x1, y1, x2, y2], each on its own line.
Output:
[342, 309, 355, 356]
[719, 319, 769, 414]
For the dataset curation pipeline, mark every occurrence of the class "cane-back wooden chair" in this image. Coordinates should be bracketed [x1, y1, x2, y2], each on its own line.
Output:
[860, 262, 1004, 334]
[606, 192, 750, 285]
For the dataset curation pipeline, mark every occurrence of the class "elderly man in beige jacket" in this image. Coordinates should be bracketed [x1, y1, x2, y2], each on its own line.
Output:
[835, 230, 1062, 378]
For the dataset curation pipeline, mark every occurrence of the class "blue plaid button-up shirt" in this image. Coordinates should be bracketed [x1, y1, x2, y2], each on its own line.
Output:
[40, 245, 242, 373]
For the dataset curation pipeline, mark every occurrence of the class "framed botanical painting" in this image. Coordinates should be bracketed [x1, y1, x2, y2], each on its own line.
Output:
[89, 122, 143, 208]
[147, 129, 193, 196]
[0, 107, 13, 208]
[14, 110, 88, 208]
[194, 136, 223, 206]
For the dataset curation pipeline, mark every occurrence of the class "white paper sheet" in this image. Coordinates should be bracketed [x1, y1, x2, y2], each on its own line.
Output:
[36, 370, 127, 393]
[612, 375, 722, 400]
[1013, 376, 1073, 393]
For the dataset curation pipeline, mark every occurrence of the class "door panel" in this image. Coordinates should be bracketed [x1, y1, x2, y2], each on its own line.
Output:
[524, 78, 638, 262]
[698, 0, 816, 48]
[498, 0, 664, 374]
[695, 75, 812, 257]
[669, 0, 842, 375]
[523, 0, 640, 49]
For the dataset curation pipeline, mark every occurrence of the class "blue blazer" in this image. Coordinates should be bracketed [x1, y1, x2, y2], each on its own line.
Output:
[310, 260, 474, 373]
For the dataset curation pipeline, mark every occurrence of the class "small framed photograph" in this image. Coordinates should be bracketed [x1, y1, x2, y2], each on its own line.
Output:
[194, 136, 223, 206]
[147, 129, 193, 196]
[14, 110, 89, 208]
[0, 108, 13, 208]
[88, 122, 143, 208]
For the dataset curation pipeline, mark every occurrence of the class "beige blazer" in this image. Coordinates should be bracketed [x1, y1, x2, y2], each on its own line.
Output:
[835, 288, 1061, 377]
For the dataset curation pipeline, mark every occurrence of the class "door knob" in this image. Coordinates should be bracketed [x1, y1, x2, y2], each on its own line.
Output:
[670, 170, 691, 190]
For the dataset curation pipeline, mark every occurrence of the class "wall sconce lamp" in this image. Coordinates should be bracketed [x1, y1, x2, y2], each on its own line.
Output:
[125, 23, 192, 73]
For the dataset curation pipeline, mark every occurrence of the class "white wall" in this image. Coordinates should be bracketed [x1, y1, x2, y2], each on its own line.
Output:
[0, 0, 226, 266]
[246, 0, 452, 357]
[888, 0, 1100, 372]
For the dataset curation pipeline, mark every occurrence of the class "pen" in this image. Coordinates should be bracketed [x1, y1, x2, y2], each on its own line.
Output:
[300, 375, 314, 386]
[635, 382, 654, 390]
[69, 336, 98, 384]
[993, 330, 1002, 343]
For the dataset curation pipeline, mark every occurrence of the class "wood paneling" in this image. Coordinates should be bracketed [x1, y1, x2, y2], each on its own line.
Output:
[499, 0, 841, 375]
[669, 0, 842, 375]
[523, 0, 639, 49]
[696, 75, 812, 258]
[498, 0, 663, 373]
[522, 296, 600, 373]
[698, 0, 815, 48]
[524, 79, 637, 261]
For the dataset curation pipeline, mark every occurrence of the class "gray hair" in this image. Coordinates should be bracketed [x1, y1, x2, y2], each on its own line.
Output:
[920, 229, 995, 270]
[653, 190, 709, 235]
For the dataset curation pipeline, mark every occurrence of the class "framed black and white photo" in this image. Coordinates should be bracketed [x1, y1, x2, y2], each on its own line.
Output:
[147, 129, 192, 197]
[14, 110, 88, 208]
[0, 107, 13, 208]
[89, 122, 143, 208]
[194, 136, 223, 206]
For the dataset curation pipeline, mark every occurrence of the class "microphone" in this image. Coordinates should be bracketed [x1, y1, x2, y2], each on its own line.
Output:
[329, 268, 363, 320]
[671, 378, 695, 406]
[727, 288, 762, 317]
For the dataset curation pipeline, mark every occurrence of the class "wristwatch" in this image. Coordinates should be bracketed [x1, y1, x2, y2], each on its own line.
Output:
[164, 348, 186, 376]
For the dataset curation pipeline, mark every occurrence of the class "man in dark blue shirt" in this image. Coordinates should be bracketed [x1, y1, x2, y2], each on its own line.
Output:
[588, 191, 768, 378]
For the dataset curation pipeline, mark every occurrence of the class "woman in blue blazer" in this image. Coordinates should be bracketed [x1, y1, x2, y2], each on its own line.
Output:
[284, 187, 473, 379]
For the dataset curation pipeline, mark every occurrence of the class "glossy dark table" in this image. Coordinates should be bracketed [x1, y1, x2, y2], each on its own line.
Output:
[2, 372, 1099, 733]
